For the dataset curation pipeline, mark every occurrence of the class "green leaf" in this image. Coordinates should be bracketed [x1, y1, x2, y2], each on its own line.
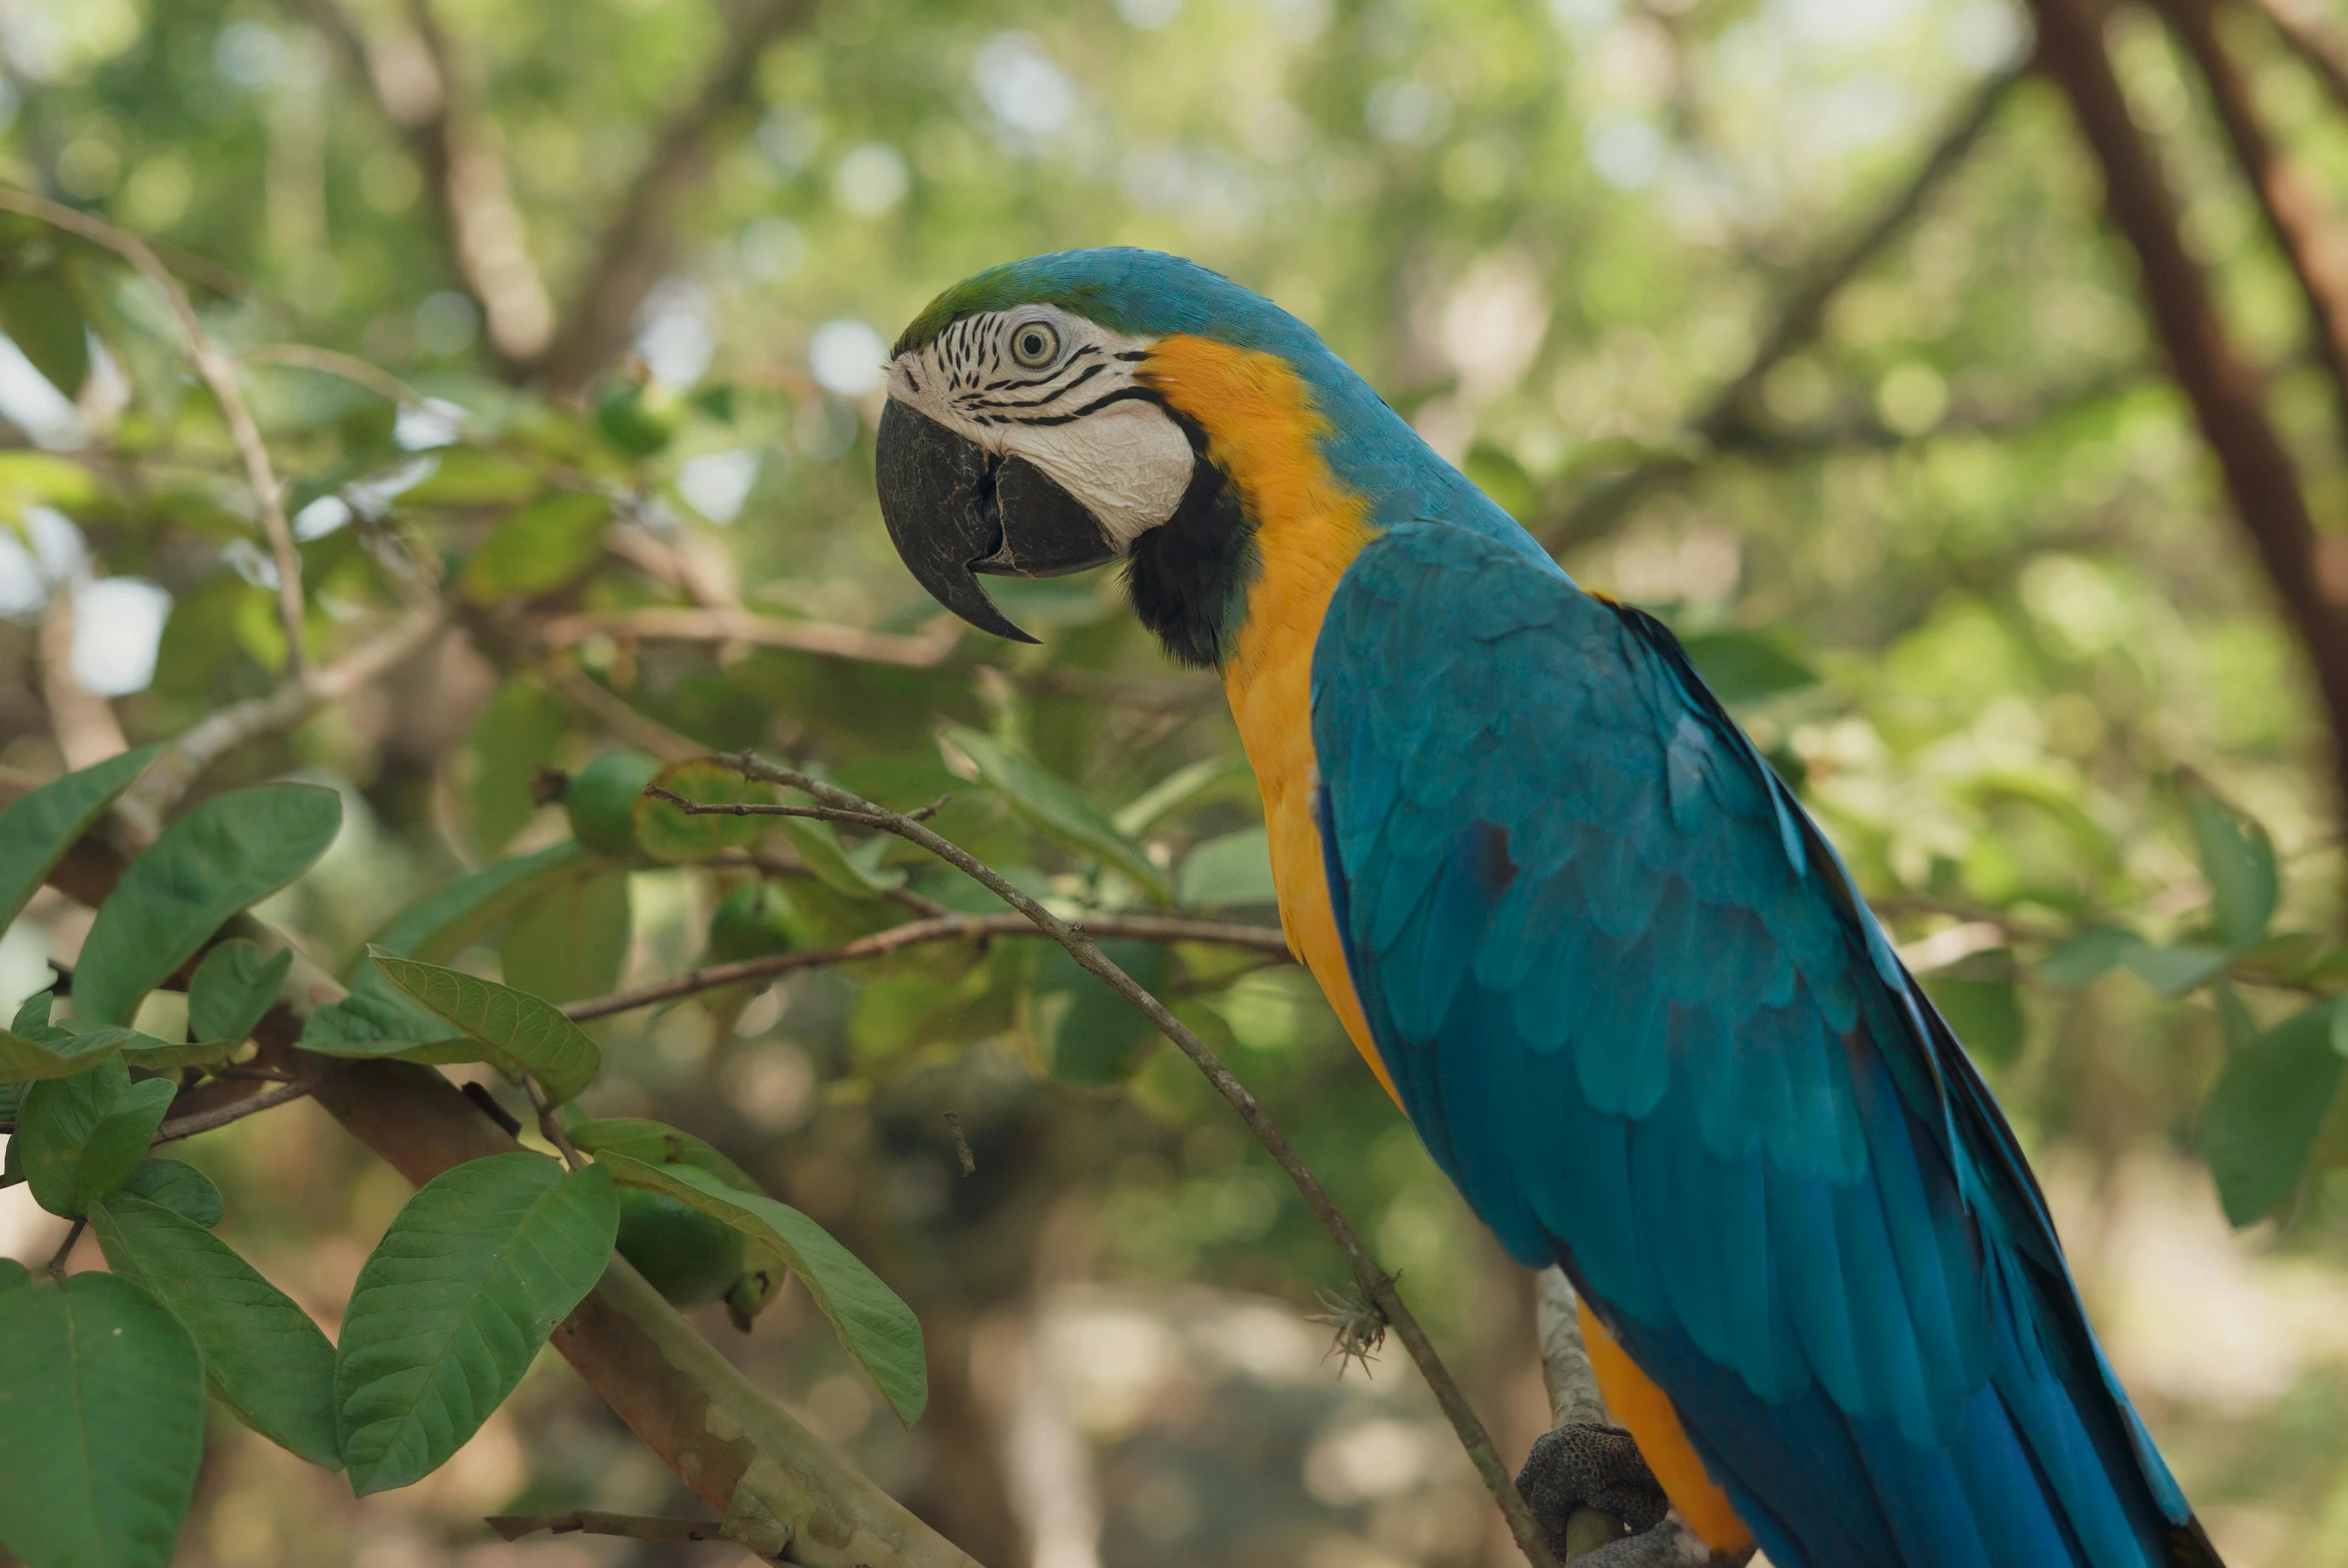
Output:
[0, 1026, 126, 1081]
[367, 840, 597, 967]
[0, 271, 91, 398]
[1175, 826, 1278, 909]
[2182, 785, 2279, 949]
[630, 758, 775, 863]
[19, 1062, 177, 1217]
[90, 1193, 342, 1469]
[115, 1030, 242, 1073]
[595, 1154, 925, 1424]
[941, 727, 1170, 903]
[318, 841, 608, 1058]
[1921, 963, 2025, 1069]
[0, 1272, 204, 1568]
[498, 869, 629, 1005]
[0, 746, 160, 930]
[2037, 927, 2139, 989]
[119, 1159, 222, 1228]
[0, 1259, 25, 1291]
[1114, 757, 1252, 837]
[2202, 999, 2346, 1226]
[564, 1117, 761, 1193]
[459, 492, 612, 605]
[298, 990, 468, 1060]
[74, 784, 343, 1026]
[399, 448, 540, 507]
[2122, 941, 2235, 998]
[464, 679, 568, 854]
[186, 939, 293, 1046]
[1678, 629, 1820, 706]
[366, 950, 601, 1102]
[776, 814, 906, 897]
[334, 1154, 617, 1495]
[1025, 938, 1170, 1087]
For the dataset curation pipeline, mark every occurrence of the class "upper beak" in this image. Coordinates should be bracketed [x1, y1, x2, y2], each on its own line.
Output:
[876, 400, 1119, 644]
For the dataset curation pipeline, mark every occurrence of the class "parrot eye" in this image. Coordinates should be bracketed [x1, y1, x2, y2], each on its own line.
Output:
[1009, 321, 1061, 369]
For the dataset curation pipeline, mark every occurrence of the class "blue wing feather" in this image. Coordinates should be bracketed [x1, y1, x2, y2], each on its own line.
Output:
[1309, 522, 2215, 1568]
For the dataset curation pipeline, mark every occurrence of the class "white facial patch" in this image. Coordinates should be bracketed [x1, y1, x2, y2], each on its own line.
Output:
[886, 304, 1196, 548]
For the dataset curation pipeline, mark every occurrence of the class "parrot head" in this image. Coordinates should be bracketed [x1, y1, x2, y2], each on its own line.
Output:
[876, 247, 1462, 669]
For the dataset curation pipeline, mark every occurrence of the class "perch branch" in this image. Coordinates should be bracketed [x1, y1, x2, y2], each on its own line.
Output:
[1536, 53, 2029, 553]
[565, 910, 1295, 1022]
[684, 754, 1562, 1568]
[0, 187, 309, 681]
[2154, 0, 2348, 459]
[2026, 0, 2348, 832]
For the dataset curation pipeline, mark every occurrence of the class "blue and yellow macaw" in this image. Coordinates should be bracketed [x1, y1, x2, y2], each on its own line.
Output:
[873, 248, 2220, 1568]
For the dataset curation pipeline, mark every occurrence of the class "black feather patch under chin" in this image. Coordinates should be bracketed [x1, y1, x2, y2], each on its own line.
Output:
[1125, 449, 1253, 669]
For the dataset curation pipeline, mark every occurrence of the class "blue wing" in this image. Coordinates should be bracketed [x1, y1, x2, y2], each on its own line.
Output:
[1309, 523, 2216, 1568]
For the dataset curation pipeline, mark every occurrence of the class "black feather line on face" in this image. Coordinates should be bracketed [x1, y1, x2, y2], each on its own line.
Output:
[1126, 409, 1254, 670]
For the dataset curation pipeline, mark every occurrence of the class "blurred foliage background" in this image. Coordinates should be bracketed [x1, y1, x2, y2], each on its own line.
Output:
[3, 0, 2348, 1562]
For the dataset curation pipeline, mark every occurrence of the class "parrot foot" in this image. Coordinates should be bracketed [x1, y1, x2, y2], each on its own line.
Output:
[1514, 1423, 1684, 1564]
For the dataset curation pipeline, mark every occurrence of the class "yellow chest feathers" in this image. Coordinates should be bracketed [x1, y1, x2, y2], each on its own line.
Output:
[1138, 336, 1389, 1095]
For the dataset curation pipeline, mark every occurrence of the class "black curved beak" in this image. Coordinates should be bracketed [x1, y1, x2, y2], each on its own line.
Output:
[876, 399, 1119, 644]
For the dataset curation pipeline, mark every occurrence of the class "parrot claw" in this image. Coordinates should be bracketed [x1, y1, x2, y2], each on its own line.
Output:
[1514, 1423, 1678, 1562]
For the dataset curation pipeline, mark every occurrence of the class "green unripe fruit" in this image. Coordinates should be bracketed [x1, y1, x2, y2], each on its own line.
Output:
[614, 1188, 747, 1309]
[565, 752, 662, 855]
[707, 883, 794, 964]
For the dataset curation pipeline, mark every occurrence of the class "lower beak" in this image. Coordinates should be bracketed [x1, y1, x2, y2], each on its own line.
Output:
[876, 400, 1119, 644]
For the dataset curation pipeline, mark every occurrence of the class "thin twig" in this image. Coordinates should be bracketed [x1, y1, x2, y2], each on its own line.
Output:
[641, 782, 946, 825]
[564, 910, 1294, 1022]
[944, 1112, 976, 1176]
[0, 187, 309, 678]
[487, 1512, 731, 1543]
[240, 342, 425, 406]
[45, 1217, 86, 1278]
[546, 666, 706, 762]
[524, 1076, 585, 1171]
[537, 606, 964, 669]
[680, 754, 1563, 1568]
[1536, 53, 2029, 553]
[152, 1070, 343, 1146]
[115, 605, 448, 836]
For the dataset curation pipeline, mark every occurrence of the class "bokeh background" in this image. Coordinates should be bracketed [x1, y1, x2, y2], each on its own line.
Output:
[2, 0, 2347, 1562]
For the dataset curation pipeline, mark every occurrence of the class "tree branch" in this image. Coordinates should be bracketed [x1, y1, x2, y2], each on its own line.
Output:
[688, 754, 1563, 1568]
[153, 1070, 344, 1146]
[2026, 0, 2348, 833]
[0, 187, 308, 678]
[286, 0, 556, 369]
[531, 0, 814, 392]
[114, 605, 449, 837]
[2154, 0, 2348, 460]
[564, 910, 1294, 1022]
[2238, 0, 2348, 114]
[537, 607, 965, 669]
[1534, 54, 2030, 553]
[487, 1512, 730, 1543]
[7, 778, 984, 1568]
